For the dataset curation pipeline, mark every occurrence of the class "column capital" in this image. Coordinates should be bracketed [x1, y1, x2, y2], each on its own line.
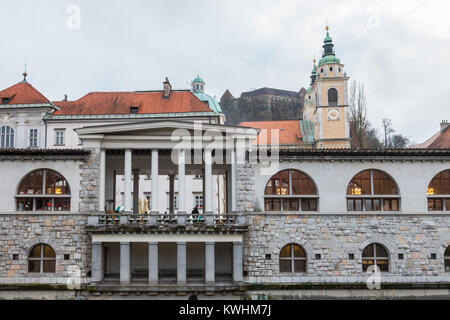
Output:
[120, 241, 131, 245]
[205, 242, 215, 246]
[148, 241, 159, 246]
[176, 241, 187, 246]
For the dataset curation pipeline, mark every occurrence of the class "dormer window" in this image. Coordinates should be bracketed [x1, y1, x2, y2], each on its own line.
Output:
[130, 107, 139, 114]
[1, 98, 10, 104]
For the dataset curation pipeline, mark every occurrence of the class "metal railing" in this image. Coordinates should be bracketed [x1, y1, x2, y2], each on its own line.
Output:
[88, 213, 245, 228]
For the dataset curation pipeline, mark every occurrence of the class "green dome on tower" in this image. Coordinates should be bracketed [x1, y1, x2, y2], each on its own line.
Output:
[318, 25, 340, 66]
[192, 76, 205, 84]
[191, 74, 222, 114]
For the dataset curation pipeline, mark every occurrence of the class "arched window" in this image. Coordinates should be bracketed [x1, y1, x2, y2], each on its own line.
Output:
[28, 244, 56, 273]
[264, 169, 318, 212]
[362, 243, 389, 272]
[445, 246, 450, 272]
[347, 169, 399, 212]
[327, 88, 338, 106]
[16, 169, 71, 212]
[1, 125, 14, 148]
[279, 244, 307, 273]
[427, 169, 450, 211]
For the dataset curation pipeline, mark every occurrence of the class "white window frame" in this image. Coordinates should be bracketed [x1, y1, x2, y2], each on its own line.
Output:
[54, 129, 65, 146]
[1, 125, 15, 148]
[193, 193, 204, 209]
[29, 128, 38, 147]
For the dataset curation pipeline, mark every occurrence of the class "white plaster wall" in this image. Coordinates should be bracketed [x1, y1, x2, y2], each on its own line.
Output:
[0, 160, 82, 213]
[255, 160, 450, 213]
[46, 121, 120, 149]
[0, 110, 48, 148]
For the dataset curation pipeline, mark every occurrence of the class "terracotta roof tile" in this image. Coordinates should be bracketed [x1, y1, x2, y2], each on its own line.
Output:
[412, 127, 450, 149]
[238, 120, 303, 144]
[52, 91, 212, 115]
[0, 81, 50, 105]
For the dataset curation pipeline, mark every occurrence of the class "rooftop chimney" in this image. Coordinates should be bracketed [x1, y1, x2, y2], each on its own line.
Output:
[441, 120, 449, 133]
[163, 77, 171, 98]
[63, 94, 68, 101]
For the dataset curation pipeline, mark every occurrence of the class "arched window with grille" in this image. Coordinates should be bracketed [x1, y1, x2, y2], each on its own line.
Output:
[362, 243, 389, 272]
[347, 169, 399, 212]
[0, 125, 14, 148]
[327, 88, 338, 106]
[445, 246, 450, 272]
[279, 244, 307, 273]
[264, 169, 318, 212]
[28, 243, 56, 273]
[427, 169, 450, 211]
[16, 169, 71, 212]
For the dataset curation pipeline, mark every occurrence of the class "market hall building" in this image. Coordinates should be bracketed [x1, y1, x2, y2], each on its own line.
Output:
[0, 28, 449, 300]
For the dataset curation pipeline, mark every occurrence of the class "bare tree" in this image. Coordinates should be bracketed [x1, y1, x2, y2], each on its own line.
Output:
[382, 118, 395, 148]
[349, 80, 368, 148]
[391, 134, 410, 148]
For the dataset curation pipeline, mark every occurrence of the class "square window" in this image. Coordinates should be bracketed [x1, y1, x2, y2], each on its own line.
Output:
[13, 254, 18, 260]
[431, 253, 437, 260]
[398, 254, 404, 260]
[315, 254, 321, 260]
[64, 254, 70, 260]
[348, 254, 354, 260]
[265, 254, 271, 260]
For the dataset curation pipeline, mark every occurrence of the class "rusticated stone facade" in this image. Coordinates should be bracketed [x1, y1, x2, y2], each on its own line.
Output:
[244, 213, 450, 284]
[79, 147, 100, 213]
[236, 149, 256, 213]
[0, 213, 90, 285]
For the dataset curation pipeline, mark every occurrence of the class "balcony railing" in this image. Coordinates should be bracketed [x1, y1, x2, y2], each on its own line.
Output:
[87, 213, 246, 229]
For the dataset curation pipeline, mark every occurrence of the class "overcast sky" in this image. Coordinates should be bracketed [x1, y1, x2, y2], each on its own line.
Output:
[0, 0, 448, 143]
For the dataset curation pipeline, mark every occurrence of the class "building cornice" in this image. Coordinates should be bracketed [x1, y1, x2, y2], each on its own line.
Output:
[0, 148, 90, 161]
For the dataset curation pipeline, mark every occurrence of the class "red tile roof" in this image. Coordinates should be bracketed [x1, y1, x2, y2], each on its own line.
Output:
[238, 120, 303, 144]
[413, 127, 450, 149]
[52, 91, 213, 115]
[0, 81, 51, 105]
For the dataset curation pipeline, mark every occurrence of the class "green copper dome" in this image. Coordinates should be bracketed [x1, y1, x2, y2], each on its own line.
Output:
[193, 92, 222, 114]
[318, 55, 340, 66]
[192, 76, 204, 84]
[324, 32, 333, 43]
[305, 86, 313, 94]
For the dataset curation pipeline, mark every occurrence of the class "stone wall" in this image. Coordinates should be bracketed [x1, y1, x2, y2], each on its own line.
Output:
[235, 149, 256, 213]
[243, 213, 450, 284]
[0, 213, 91, 285]
[79, 147, 100, 212]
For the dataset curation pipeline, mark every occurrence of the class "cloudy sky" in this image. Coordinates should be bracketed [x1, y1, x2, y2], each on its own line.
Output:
[0, 0, 448, 143]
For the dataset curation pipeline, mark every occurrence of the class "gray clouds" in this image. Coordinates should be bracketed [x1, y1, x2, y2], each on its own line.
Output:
[0, 0, 448, 142]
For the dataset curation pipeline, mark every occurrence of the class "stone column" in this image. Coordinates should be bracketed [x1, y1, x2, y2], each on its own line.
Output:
[91, 242, 103, 283]
[133, 169, 140, 214]
[148, 242, 158, 285]
[151, 150, 159, 213]
[120, 242, 131, 284]
[177, 242, 187, 285]
[231, 148, 237, 212]
[232, 242, 243, 283]
[205, 242, 215, 285]
[204, 149, 213, 214]
[178, 150, 186, 213]
[169, 174, 175, 213]
[124, 150, 132, 213]
[99, 149, 106, 212]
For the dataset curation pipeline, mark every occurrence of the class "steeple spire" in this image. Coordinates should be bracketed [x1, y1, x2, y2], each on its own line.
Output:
[322, 24, 335, 57]
[22, 59, 28, 82]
